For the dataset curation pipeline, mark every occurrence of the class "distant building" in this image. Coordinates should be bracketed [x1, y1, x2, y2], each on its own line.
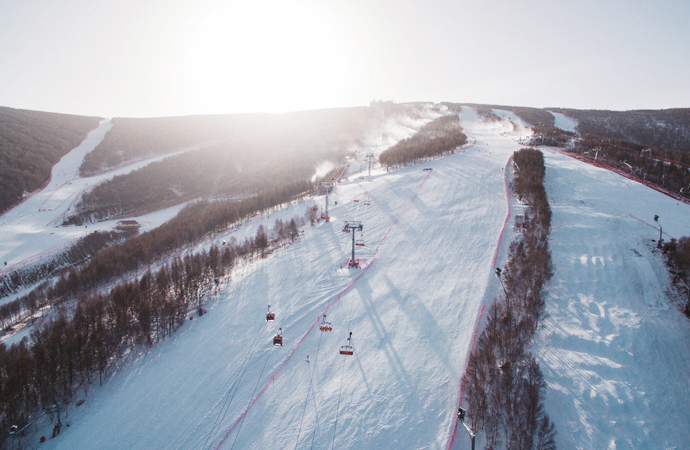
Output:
[116, 220, 141, 231]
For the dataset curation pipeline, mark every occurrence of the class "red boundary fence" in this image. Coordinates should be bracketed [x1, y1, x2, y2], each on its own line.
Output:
[447, 154, 513, 449]
[557, 150, 690, 206]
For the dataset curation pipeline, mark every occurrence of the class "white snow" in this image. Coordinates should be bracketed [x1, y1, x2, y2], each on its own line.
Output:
[492, 108, 534, 140]
[28, 106, 516, 449]
[5, 106, 690, 450]
[535, 149, 690, 449]
[551, 112, 579, 133]
[0, 120, 202, 290]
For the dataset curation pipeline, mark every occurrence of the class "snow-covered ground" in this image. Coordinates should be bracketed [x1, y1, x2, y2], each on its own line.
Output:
[23, 106, 514, 449]
[535, 149, 690, 449]
[492, 108, 534, 140]
[0, 120, 201, 292]
[552, 111, 578, 133]
[5, 105, 689, 449]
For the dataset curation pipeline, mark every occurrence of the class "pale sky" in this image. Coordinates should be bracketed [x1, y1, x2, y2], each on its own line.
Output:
[1, 0, 688, 118]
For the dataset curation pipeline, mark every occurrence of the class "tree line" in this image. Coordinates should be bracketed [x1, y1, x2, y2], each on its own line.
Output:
[70, 109, 369, 223]
[1, 180, 314, 333]
[443, 103, 557, 131]
[570, 135, 690, 197]
[531, 125, 576, 147]
[79, 108, 371, 176]
[556, 108, 690, 153]
[378, 115, 467, 169]
[463, 148, 556, 448]
[0, 107, 100, 214]
[0, 209, 304, 447]
[0, 230, 134, 304]
[661, 236, 690, 317]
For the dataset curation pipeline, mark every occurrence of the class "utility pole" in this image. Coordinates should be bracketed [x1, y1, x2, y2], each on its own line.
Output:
[457, 407, 476, 450]
[342, 221, 363, 268]
[654, 215, 663, 248]
[495, 267, 508, 297]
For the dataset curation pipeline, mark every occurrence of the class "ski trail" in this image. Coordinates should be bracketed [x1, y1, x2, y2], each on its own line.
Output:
[214, 172, 431, 449]
[448, 154, 514, 449]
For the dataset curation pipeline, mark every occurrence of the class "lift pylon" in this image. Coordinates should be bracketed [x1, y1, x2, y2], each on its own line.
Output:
[365, 153, 375, 178]
[342, 221, 363, 268]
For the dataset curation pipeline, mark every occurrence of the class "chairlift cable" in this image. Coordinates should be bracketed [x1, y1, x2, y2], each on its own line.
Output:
[231, 351, 271, 450]
[295, 331, 323, 449]
[330, 354, 347, 450]
[200, 321, 264, 449]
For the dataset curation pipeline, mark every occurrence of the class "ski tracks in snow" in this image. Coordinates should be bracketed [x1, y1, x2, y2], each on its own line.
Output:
[213, 171, 433, 448]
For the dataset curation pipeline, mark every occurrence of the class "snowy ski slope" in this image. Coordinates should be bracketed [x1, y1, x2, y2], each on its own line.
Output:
[535, 149, 690, 449]
[0, 118, 200, 288]
[5, 105, 689, 449]
[34, 107, 518, 449]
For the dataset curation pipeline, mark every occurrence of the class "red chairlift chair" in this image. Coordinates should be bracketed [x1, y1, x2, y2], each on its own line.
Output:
[339, 332, 353, 355]
[320, 315, 332, 332]
[273, 327, 283, 346]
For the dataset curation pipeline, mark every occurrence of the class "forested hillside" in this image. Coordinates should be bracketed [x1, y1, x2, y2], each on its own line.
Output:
[79, 108, 371, 175]
[379, 114, 467, 168]
[556, 108, 690, 152]
[0, 107, 100, 213]
[445, 103, 556, 129]
[70, 107, 374, 222]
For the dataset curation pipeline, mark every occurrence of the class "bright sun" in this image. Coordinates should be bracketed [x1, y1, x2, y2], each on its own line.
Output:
[176, 1, 357, 114]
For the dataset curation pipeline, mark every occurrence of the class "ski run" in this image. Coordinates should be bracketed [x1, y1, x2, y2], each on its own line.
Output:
[3, 105, 689, 449]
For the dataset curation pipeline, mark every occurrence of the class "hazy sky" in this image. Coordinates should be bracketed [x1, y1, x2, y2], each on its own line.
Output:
[1, 0, 688, 118]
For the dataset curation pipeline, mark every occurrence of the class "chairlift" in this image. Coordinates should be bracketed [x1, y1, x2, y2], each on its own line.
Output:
[356, 236, 365, 247]
[339, 332, 353, 355]
[266, 305, 275, 322]
[342, 227, 351, 233]
[320, 315, 332, 332]
[273, 328, 283, 346]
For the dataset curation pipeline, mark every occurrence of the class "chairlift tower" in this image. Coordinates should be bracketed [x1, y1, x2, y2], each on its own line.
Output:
[342, 221, 363, 268]
[321, 181, 334, 222]
[365, 153, 375, 178]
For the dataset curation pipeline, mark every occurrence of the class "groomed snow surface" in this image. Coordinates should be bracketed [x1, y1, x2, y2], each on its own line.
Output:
[6, 107, 689, 449]
[535, 149, 690, 449]
[551, 112, 578, 133]
[32, 106, 512, 449]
